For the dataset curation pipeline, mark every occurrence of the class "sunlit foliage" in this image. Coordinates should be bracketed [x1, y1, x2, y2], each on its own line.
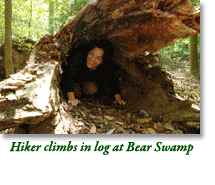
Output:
[0, 0, 89, 45]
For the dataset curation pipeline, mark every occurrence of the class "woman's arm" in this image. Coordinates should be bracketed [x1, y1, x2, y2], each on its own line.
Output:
[67, 92, 75, 100]
[62, 49, 84, 106]
[101, 63, 126, 105]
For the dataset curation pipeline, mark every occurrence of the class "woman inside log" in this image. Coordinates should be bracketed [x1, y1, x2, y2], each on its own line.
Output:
[61, 39, 126, 106]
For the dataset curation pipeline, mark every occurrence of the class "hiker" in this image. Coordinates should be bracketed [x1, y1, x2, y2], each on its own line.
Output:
[61, 39, 126, 106]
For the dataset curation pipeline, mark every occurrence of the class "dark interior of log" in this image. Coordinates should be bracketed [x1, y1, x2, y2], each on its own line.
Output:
[59, 36, 175, 111]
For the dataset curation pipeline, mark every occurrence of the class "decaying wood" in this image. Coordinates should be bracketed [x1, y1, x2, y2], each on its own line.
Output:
[0, 58, 61, 130]
[0, 0, 200, 133]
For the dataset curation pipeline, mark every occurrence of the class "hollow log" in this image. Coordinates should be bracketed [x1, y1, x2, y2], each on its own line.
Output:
[0, 0, 200, 133]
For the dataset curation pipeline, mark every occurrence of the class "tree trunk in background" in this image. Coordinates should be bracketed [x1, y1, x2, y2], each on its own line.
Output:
[189, 0, 199, 75]
[0, 37, 36, 81]
[28, 0, 33, 37]
[4, 0, 14, 78]
[49, 0, 54, 35]
[190, 34, 199, 75]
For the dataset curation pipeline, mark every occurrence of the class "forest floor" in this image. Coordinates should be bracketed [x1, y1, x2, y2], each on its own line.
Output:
[162, 56, 200, 108]
[168, 68, 200, 108]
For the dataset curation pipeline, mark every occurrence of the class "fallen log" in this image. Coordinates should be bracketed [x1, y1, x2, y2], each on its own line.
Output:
[0, 59, 60, 130]
[0, 0, 200, 134]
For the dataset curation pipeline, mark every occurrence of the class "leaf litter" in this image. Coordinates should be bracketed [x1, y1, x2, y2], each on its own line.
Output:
[60, 96, 199, 134]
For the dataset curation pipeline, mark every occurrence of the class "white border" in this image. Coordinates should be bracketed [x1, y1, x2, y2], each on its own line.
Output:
[1, 1, 214, 184]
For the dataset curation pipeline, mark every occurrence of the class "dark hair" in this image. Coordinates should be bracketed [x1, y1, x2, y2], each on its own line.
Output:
[86, 39, 116, 64]
[69, 38, 120, 66]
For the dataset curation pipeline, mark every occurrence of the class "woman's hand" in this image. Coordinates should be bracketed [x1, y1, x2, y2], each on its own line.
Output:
[68, 99, 81, 106]
[67, 92, 81, 106]
[114, 94, 127, 105]
[114, 99, 127, 105]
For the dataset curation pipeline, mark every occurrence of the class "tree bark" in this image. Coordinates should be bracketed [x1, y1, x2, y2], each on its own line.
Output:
[49, 0, 54, 35]
[4, 0, 14, 78]
[0, 0, 200, 133]
[190, 34, 199, 75]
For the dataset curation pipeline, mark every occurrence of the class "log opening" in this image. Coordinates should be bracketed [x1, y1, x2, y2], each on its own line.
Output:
[0, 0, 200, 134]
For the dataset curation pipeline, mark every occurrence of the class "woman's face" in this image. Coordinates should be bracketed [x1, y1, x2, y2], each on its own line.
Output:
[87, 47, 104, 69]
